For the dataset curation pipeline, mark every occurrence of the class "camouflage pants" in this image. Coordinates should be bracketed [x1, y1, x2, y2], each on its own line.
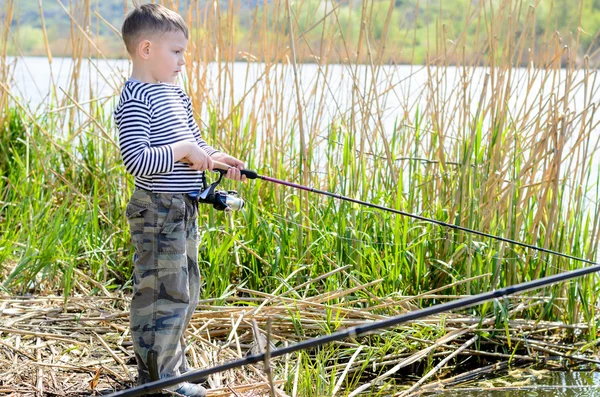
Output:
[125, 188, 200, 386]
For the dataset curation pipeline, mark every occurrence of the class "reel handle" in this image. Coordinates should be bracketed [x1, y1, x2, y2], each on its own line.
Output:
[212, 161, 259, 180]
[179, 159, 259, 179]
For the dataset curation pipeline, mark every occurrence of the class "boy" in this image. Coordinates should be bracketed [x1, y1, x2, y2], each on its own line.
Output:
[113, 4, 245, 396]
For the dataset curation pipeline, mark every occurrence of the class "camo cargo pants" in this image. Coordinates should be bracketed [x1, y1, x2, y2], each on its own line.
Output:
[125, 188, 200, 386]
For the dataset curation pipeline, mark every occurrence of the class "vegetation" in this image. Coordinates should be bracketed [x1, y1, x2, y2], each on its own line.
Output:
[2, 0, 600, 395]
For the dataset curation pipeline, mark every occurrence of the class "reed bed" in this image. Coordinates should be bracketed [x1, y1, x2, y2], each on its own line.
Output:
[2, 0, 600, 395]
[1, 281, 597, 396]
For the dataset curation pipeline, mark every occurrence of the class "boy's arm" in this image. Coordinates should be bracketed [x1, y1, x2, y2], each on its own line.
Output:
[185, 96, 219, 156]
[117, 98, 178, 177]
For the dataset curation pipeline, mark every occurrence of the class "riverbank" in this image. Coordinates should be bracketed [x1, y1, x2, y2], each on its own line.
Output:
[1, 288, 598, 396]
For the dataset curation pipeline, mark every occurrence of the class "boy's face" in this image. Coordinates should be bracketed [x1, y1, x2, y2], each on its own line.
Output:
[141, 30, 188, 84]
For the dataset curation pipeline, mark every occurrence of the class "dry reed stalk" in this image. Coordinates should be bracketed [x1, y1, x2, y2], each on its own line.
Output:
[0, 0, 13, 126]
[92, 331, 133, 382]
[240, 288, 387, 321]
[54, 0, 119, 108]
[264, 318, 276, 397]
[37, 0, 55, 104]
[497, 335, 600, 365]
[331, 345, 363, 397]
[347, 327, 473, 397]
[48, 168, 117, 229]
[35, 337, 43, 397]
[284, 0, 310, 253]
[415, 360, 513, 394]
[399, 335, 479, 397]
[362, 298, 555, 394]
[250, 264, 351, 315]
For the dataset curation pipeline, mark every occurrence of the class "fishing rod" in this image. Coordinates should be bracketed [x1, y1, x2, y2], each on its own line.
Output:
[106, 165, 600, 397]
[109, 263, 600, 397]
[210, 165, 595, 267]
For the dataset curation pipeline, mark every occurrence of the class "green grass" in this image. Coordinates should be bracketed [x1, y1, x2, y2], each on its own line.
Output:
[1, 102, 598, 324]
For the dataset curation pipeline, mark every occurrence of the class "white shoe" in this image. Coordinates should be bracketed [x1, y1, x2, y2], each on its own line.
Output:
[165, 382, 207, 397]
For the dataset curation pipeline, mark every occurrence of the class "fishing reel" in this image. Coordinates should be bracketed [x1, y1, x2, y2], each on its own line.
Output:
[189, 169, 245, 212]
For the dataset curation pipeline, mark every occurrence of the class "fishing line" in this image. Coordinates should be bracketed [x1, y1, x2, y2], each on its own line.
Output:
[242, 169, 597, 267]
[260, 205, 566, 268]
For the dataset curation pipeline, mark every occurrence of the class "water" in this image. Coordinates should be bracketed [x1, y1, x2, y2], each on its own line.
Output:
[9, 55, 431, 132]
[441, 369, 600, 396]
[8, 56, 600, 138]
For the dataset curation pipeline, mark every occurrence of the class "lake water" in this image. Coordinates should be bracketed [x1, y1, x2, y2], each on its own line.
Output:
[7, 56, 600, 140]
[442, 370, 600, 396]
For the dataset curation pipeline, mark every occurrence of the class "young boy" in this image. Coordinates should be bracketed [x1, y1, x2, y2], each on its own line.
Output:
[114, 4, 245, 396]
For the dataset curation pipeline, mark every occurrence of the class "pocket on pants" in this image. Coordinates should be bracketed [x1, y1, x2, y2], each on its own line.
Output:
[126, 200, 148, 255]
[158, 195, 186, 255]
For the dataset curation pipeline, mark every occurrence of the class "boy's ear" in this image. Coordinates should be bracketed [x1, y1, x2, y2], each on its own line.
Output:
[138, 40, 152, 60]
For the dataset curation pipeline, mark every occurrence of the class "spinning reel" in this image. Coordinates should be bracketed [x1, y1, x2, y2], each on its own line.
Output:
[188, 169, 245, 212]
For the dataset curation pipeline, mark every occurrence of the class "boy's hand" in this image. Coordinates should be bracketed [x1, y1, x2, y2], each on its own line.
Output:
[186, 144, 214, 172]
[211, 152, 247, 182]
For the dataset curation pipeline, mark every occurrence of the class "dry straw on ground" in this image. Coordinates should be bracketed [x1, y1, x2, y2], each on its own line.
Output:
[1, 274, 597, 397]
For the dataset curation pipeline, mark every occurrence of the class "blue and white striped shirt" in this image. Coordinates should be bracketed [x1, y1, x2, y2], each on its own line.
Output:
[113, 79, 218, 193]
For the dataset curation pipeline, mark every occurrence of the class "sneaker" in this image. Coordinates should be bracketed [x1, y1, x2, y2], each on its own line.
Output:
[180, 367, 208, 385]
[168, 382, 207, 397]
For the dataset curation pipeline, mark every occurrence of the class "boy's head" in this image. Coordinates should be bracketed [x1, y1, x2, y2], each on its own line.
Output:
[121, 3, 189, 83]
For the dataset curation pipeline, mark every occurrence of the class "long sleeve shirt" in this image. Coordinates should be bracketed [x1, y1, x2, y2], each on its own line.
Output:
[113, 78, 218, 193]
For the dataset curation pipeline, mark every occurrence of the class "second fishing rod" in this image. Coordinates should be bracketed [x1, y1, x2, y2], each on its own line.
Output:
[107, 162, 600, 397]
[204, 161, 595, 267]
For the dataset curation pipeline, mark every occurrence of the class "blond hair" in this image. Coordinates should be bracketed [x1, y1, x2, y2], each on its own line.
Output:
[121, 3, 189, 54]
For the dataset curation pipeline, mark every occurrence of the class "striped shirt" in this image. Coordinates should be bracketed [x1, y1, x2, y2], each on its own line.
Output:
[113, 79, 218, 193]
